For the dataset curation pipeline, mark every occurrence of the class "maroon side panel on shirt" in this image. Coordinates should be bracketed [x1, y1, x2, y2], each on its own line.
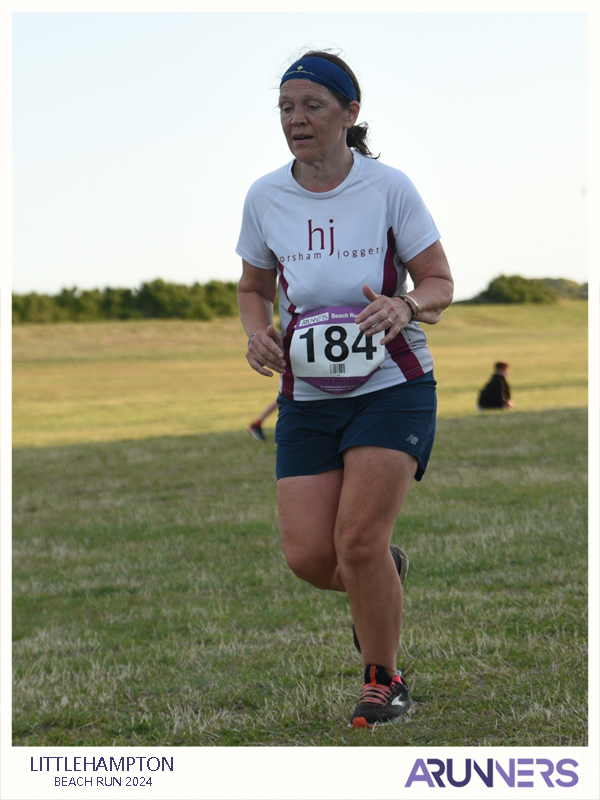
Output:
[381, 227, 399, 298]
[386, 331, 424, 380]
[278, 266, 298, 399]
[381, 226, 423, 379]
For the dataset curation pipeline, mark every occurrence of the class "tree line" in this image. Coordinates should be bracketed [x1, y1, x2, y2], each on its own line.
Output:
[12, 279, 240, 324]
[465, 275, 587, 305]
[12, 274, 587, 325]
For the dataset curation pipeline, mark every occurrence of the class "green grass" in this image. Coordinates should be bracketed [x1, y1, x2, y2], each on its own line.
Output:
[12, 300, 587, 448]
[12, 303, 588, 745]
[13, 408, 587, 747]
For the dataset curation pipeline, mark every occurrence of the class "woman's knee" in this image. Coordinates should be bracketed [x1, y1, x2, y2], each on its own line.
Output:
[282, 544, 337, 589]
[335, 520, 389, 569]
[282, 546, 311, 580]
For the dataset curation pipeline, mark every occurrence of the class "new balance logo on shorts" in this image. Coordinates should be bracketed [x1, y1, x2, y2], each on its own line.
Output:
[406, 434, 419, 445]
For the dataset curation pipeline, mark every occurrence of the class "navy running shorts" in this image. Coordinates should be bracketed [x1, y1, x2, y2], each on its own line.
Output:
[275, 371, 437, 481]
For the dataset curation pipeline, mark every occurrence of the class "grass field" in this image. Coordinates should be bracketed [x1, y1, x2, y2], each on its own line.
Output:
[13, 410, 587, 746]
[12, 301, 588, 746]
[12, 299, 587, 448]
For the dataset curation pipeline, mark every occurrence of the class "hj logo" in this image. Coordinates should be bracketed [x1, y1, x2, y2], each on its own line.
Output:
[307, 219, 335, 256]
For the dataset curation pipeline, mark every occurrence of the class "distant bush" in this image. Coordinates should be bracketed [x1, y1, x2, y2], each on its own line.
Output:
[539, 278, 588, 300]
[135, 280, 214, 321]
[469, 275, 560, 304]
[12, 292, 68, 324]
[12, 280, 238, 324]
[204, 280, 239, 317]
[100, 287, 143, 320]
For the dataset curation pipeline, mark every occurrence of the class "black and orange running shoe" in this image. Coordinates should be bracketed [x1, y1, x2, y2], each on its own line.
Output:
[352, 545, 409, 653]
[247, 423, 266, 442]
[349, 665, 412, 729]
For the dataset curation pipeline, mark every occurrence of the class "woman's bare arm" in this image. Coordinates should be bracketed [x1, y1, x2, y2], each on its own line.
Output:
[355, 240, 454, 343]
[237, 259, 286, 377]
[401, 239, 454, 324]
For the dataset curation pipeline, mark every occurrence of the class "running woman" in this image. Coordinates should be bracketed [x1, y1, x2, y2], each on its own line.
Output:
[236, 50, 453, 729]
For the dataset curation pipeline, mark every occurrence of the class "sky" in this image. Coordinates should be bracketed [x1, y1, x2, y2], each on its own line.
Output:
[9, 9, 591, 302]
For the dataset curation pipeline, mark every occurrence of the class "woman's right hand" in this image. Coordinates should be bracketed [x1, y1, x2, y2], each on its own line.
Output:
[246, 325, 286, 377]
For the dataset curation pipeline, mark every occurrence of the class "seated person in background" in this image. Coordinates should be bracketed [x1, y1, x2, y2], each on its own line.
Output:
[478, 362, 514, 410]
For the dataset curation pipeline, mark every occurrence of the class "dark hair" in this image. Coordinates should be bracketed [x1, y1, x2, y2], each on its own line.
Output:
[495, 362, 509, 371]
[294, 50, 379, 159]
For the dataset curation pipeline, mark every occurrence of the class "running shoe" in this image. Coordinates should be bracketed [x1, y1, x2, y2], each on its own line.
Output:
[349, 665, 412, 729]
[390, 543, 409, 585]
[247, 423, 266, 442]
[352, 544, 409, 653]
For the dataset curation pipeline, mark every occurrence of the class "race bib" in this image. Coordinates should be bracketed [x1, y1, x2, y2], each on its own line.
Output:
[289, 306, 385, 394]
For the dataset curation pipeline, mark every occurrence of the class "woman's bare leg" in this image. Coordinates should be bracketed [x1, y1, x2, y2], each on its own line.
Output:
[334, 446, 417, 674]
[277, 469, 345, 591]
[277, 447, 417, 674]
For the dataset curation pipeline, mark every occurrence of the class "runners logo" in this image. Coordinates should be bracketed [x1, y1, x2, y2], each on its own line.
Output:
[406, 435, 419, 445]
[299, 312, 329, 327]
[405, 758, 579, 788]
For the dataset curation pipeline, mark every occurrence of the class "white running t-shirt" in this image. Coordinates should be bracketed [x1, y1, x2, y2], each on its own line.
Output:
[236, 151, 441, 401]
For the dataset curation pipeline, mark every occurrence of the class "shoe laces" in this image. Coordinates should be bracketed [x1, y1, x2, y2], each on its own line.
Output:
[359, 666, 403, 706]
[359, 681, 391, 706]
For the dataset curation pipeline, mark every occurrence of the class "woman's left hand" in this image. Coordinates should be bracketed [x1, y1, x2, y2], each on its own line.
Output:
[354, 285, 412, 345]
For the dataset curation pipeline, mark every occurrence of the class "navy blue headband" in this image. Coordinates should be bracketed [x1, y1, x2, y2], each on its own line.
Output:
[280, 57, 358, 103]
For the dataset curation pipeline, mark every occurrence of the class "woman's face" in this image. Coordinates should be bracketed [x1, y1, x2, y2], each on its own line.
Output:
[278, 79, 359, 166]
